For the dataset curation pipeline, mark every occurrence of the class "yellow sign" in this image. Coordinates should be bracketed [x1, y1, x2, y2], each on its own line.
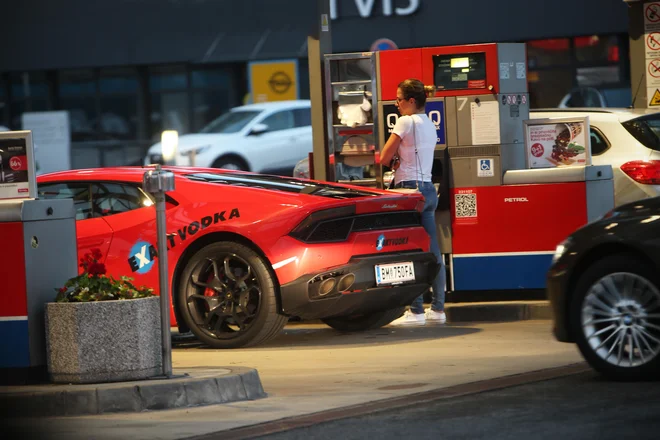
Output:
[651, 89, 660, 106]
[248, 60, 299, 103]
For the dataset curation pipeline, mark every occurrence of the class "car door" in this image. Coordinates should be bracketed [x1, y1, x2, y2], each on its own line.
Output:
[291, 107, 314, 165]
[37, 182, 114, 270]
[255, 109, 296, 170]
[89, 182, 162, 292]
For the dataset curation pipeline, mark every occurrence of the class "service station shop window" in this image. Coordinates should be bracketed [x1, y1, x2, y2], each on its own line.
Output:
[59, 70, 99, 142]
[9, 72, 49, 129]
[191, 69, 232, 133]
[149, 65, 190, 141]
[433, 53, 487, 91]
[98, 68, 140, 141]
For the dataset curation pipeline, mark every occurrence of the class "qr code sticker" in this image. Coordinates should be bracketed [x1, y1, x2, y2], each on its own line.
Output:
[455, 193, 477, 218]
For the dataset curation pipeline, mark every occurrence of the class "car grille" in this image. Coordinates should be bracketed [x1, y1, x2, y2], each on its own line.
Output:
[296, 211, 421, 243]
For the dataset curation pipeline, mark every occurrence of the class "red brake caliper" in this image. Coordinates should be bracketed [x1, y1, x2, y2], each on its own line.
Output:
[204, 272, 215, 297]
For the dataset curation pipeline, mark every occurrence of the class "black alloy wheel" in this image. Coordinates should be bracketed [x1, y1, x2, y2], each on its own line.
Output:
[571, 253, 660, 381]
[178, 242, 287, 349]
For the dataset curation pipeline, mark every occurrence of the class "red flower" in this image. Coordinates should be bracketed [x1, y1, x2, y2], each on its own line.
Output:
[87, 262, 107, 276]
[59, 287, 67, 293]
[91, 248, 103, 261]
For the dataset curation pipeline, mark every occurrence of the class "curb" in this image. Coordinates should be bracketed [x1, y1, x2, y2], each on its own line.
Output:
[0, 367, 265, 418]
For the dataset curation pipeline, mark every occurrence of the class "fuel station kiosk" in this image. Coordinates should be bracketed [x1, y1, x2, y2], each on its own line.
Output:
[0, 130, 77, 383]
[315, 42, 615, 293]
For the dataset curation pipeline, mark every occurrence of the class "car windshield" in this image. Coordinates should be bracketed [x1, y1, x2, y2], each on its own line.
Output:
[622, 113, 660, 152]
[199, 110, 260, 134]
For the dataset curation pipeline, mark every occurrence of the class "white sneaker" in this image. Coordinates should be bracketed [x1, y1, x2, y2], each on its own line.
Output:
[425, 308, 447, 324]
[390, 310, 426, 326]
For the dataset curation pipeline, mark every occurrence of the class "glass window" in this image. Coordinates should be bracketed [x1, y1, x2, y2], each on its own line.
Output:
[261, 110, 294, 132]
[37, 182, 93, 220]
[149, 66, 187, 92]
[150, 92, 189, 140]
[590, 127, 610, 156]
[527, 39, 571, 69]
[100, 74, 138, 94]
[563, 88, 606, 108]
[10, 72, 49, 99]
[92, 183, 153, 216]
[192, 90, 230, 132]
[59, 97, 98, 141]
[99, 96, 137, 140]
[527, 69, 573, 109]
[191, 70, 230, 88]
[622, 114, 660, 152]
[575, 35, 619, 64]
[59, 70, 96, 96]
[200, 110, 260, 134]
[293, 108, 311, 127]
[99, 69, 139, 140]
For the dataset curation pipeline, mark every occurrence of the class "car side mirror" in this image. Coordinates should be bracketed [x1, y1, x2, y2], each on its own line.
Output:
[249, 123, 268, 136]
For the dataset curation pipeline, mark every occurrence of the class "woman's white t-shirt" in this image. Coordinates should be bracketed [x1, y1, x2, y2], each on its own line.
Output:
[391, 113, 437, 183]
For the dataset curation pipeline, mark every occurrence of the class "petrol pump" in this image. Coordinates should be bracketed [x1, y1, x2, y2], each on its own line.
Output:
[0, 130, 78, 384]
[319, 42, 615, 294]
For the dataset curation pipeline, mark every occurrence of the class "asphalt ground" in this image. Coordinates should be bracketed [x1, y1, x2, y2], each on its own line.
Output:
[248, 370, 660, 440]
[2, 320, 587, 440]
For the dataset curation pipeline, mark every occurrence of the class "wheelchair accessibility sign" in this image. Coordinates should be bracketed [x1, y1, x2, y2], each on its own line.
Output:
[477, 158, 494, 177]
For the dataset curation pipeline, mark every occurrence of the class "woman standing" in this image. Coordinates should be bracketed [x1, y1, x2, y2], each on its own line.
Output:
[380, 78, 446, 326]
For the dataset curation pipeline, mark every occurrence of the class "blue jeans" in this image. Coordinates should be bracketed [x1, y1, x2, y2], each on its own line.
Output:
[393, 180, 446, 313]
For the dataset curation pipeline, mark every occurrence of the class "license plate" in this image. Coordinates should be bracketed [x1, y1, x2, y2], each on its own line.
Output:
[375, 262, 416, 286]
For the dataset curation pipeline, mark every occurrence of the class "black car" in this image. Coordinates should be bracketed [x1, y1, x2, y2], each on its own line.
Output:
[547, 197, 660, 381]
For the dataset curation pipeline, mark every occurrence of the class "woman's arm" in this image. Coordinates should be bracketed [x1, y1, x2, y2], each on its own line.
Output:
[380, 132, 402, 167]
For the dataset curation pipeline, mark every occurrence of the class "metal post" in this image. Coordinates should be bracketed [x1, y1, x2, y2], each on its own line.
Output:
[143, 164, 175, 378]
[309, 0, 333, 181]
[155, 187, 172, 377]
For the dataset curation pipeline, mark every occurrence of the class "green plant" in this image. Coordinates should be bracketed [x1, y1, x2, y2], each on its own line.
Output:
[55, 248, 155, 302]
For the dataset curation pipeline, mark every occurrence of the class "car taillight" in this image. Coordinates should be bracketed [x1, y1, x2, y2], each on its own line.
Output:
[620, 160, 660, 185]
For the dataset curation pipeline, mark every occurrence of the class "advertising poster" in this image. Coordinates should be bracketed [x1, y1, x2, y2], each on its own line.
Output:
[22, 111, 71, 174]
[524, 117, 591, 169]
[0, 131, 36, 200]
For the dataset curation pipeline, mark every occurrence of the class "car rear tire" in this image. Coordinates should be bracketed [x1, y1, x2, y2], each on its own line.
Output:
[177, 241, 288, 349]
[321, 307, 406, 332]
[571, 253, 660, 381]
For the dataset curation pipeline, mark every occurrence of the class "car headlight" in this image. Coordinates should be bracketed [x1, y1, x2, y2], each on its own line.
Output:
[552, 238, 572, 264]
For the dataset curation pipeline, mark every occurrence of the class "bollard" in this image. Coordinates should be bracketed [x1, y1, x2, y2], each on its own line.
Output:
[142, 165, 175, 377]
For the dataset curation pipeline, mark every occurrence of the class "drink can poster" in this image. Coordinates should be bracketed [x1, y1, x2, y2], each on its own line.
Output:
[0, 131, 37, 200]
[524, 117, 591, 169]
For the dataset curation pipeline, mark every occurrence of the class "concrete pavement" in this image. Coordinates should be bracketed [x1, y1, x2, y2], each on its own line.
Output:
[3, 318, 585, 440]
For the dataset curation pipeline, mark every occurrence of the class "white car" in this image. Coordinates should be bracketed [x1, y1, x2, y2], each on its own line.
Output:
[531, 108, 660, 207]
[145, 100, 312, 175]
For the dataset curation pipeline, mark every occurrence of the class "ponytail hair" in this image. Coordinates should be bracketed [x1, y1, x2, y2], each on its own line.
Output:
[398, 78, 436, 109]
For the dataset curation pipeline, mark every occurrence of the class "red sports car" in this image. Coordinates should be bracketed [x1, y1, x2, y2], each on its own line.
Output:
[37, 167, 438, 348]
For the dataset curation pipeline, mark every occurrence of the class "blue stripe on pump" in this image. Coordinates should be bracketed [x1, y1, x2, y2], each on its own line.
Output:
[452, 254, 554, 291]
[0, 319, 30, 368]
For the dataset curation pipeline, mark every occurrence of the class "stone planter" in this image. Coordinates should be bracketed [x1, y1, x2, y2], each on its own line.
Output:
[45, 296, 162, 384]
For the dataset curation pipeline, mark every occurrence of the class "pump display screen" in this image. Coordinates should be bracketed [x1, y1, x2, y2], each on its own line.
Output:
[433, 52, 487, 90]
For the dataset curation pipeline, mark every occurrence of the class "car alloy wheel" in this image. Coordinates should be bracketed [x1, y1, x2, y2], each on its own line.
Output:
[581, 272, 660, 369]
[178, 242, 288, 348]
[187, 253, 262, 337]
